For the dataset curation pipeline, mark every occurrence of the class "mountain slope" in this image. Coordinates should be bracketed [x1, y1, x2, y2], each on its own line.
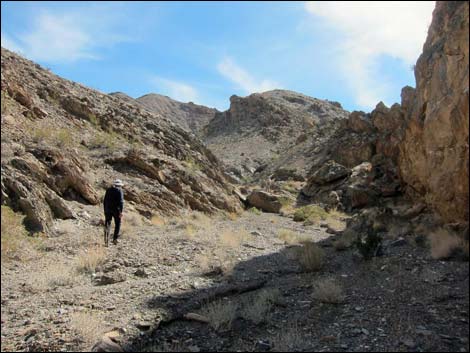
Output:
[202, 90, 350, 181]
[109, 92, 219, 136]
[1, 48, 241, 234]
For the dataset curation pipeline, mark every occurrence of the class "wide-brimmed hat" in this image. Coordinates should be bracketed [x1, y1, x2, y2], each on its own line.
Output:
[113, 179, 124, 187]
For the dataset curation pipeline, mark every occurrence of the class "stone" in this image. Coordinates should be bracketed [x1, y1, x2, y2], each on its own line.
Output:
[95, 272, 126, 286]
[246, 190, 283, 213]
[91, 336, 124, 352]
[309, 160, 350, 185]
[134, 269, 149, 278]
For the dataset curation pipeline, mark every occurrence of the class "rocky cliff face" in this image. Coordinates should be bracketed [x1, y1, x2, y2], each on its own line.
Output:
[203, 90, 349, 182]
[109, 92, 219, 136]
[399, 1, 469, 223]
[1, 48, 241, 234]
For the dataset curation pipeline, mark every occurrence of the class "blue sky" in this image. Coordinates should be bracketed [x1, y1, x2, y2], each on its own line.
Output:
[1, 1, 435, 112]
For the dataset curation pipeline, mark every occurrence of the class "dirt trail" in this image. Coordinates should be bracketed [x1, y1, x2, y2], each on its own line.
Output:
[1, 208, 468, 352]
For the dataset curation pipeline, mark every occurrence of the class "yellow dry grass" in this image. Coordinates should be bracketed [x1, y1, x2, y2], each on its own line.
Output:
[278, 229, 311, 245]
[76, 246, 106, 274]
[71, 311, 104, 346]
[429, 228, 467, 260]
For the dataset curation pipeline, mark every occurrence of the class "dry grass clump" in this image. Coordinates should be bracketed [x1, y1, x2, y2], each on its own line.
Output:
[313, 278, 344, 304]
[293, 205, 328, 222]
[29, 123, 76, 148]
[241, 288, 282, 324]
[71, 311, 104, 346]
[0, 205, 40, 261]
[121, 211, 143, 239]
[88, 130, 120, 150]
[76, 246, 106, 274]
[429, 228, 467, 260]
[32, 265, 77, 290]
[150, 214, 166, 227]
[219, 229, 250, 248]
[278, 229, 311, 245]
[272, 321, 303, 352]
[200, 299, 238, 331]
[293, 205, 347, 229]
[333, 229, 356, 251]
[1, 205, 27, 260]
[295, 242, 324, 272]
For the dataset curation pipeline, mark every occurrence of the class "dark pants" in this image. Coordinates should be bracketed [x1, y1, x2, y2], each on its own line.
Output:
[105, 212, 121, 240]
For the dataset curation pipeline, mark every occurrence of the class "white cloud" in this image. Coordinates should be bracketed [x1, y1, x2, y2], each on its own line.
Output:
[305, 1, 435, 108]
[217, 57, 280, 94]
[2, 7, 133, 63]
[150, 77, 199, 103]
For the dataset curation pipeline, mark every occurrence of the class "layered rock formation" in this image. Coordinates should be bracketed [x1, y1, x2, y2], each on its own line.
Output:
[399, 1, 469, 223]
[1, 48, 241, 233]
[203, 90, 349, 181]
[302, 1, 469, 226]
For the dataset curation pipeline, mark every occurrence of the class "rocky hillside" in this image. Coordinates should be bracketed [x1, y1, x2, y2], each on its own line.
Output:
[399, 1, 469, 224]
[202, 90, 349, 182]
[109, 92, 219, 136]
[1, 48, 241, 234]
[297, 1, 469, 228]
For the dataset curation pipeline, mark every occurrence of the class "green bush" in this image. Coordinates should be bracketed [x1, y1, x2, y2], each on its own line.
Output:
[293, 205, 328, 222]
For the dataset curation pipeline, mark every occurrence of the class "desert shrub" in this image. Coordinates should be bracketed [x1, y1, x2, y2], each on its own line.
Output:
[88, 131, 120, 150]
[313, 278, 344, 303]
[71, 311, 103, 345]
[219, 229, 249, 248]
[200, 299, 238, 331]
[76, 246, 106, 274]
[248, 207, 262, 215]
[296, 242, 324, 272]
[150, 214, 166, 227]
[278, 229, 311, 245]
[271, 321, 303, 352]
[429, 228, 467, 260]
[333, 230, 356, 251]
[293, 205, 328, 222]
[1, 205, 28, 260]
[55, 128, 74, 148]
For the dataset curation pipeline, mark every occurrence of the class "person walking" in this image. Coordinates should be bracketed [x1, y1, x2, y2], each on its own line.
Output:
[103, 179, 124, 246]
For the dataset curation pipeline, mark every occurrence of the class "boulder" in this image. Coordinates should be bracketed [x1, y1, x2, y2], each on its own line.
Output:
[246, 190, 282, 213]
[309, 160, 350, 185]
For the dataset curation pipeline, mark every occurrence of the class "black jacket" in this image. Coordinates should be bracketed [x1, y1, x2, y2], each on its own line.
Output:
[103, 186, 124, 214]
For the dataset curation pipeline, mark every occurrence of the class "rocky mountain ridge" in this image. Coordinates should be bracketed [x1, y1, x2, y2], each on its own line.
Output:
[1, 48, 241, 234]
[202, 90, 350, 182]
[109, 92, 219, 137]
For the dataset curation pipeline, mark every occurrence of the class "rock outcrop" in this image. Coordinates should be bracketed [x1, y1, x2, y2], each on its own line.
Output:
[398, 1, 469, 223]
[1, 48, 241, 233]
[203, 90, 350, 181]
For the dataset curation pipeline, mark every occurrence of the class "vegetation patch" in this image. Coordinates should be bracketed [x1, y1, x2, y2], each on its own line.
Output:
[295, 242, 324, 272]
[293, 205, 329, 222]
[278, 229, 311, 245]
[200, 299, 238, 331]
[428, 228, 468, 260]
[248, 207, 262, 215]
[313, 278, 344, 304]
[76, 246, 106, 274]
[1, 205, 29, 261]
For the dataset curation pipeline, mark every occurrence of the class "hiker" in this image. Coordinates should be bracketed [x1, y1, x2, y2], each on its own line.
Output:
[103, 179, 124, 245]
